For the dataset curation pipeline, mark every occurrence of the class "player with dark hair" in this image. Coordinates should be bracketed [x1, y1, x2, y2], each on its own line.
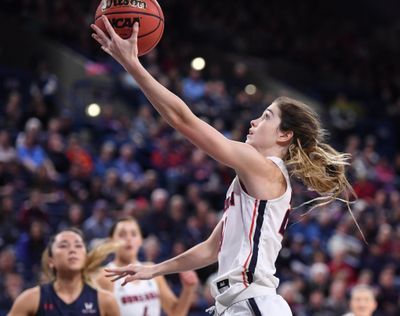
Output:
[8, 228, 120, 316]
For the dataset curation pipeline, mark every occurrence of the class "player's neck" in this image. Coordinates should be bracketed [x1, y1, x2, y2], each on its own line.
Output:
[114, 257, 138, 267]
[262, 146, 286, 159]
[54, 274, 84, 298]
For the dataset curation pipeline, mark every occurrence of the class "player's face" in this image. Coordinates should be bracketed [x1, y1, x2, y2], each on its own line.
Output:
[113, 220, 143, 262]
[49, 231, 87, 273]
[246, 102, 284, 152]
[350, 290, 377, 316]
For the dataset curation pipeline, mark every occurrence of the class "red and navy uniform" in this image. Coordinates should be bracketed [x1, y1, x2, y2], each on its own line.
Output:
[36, 282, 101, 316]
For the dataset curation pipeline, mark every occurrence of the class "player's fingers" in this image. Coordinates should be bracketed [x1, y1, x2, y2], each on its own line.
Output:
[121, 275, 136, 286]
[91, 33, 107, 47]
[101, 46, 113, 56]
[129, 22, 139, 41]
[90, 23, 110, 43]
[110, 274, 127, 282]
[104, 267, 128, 273]
[102, 15, 117, 38]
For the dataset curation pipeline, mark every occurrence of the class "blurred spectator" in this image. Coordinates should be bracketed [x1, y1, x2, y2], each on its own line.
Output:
[278, 281, 304, 315]
[114, 142, 144, 184]
[57, 203, 84, 231]
[17, 189, 48, 231]
[307, 262, 330, 295]
[15, 220, 48, 282]
[342, 284, 377, 316]
[16, 119, 57, 180]
[65, 134, 94, 178]
[82, 199, 113, 241]
[1, 91, 23, 134]
[94, 141, 116, 177]
[304, 289, 327, 316]
[181, 69, 206, 103]
[0, 248, 18, 287]
[0, 273, 24, 315]
[324, 278, 348, 315]
[0, 196, 19, 247]
[29, 56, 59, 112]
[168, 194, 188, 242]
[0, 130, 16, 163]
[376, 266, 399, 316]
[142, 234, 161, 263]
[140, 188, 171, 236]
[46, 133, 70, 178]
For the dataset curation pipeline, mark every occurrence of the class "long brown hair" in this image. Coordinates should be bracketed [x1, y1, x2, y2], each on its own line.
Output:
[41, 228, 118, 285]
[275, 96, 355, 203]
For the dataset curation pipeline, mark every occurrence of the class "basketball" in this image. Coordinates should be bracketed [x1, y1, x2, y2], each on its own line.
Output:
[94, 0, 164, 56]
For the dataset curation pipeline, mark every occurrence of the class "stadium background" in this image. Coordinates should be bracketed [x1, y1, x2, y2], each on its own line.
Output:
[0, 0, 400, 315]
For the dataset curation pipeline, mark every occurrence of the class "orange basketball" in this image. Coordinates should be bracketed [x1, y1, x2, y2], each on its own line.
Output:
[94, 0, 164, 56]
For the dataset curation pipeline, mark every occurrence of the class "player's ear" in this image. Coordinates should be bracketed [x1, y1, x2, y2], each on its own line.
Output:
[48, 256, 55, 270]
[278, 129, 293, 143]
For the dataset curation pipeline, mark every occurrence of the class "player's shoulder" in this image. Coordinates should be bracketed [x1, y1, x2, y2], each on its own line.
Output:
[97, 287, 115, 302]
[94, 268, 114, 292]
[97, 288, 120, 316]
[8, 286, 40, 315]
[19, 285, 41, 300]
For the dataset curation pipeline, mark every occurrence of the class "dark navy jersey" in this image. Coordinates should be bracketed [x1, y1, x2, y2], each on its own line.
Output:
[36, 282, 101, 316]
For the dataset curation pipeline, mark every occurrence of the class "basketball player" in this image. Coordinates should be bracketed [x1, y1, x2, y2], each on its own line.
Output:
[91, 17, 354, 315]
[95, 217, 199, 316]
[342, 285, 377, 316]
[7, 228, 120, 316]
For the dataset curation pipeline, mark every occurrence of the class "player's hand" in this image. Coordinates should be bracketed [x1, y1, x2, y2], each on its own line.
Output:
[104, 263, 155, 286]
[91, 16, 139, 67]
[179, 270, 199, 288]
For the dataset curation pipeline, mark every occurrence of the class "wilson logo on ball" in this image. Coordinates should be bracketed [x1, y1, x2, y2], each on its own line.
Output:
[101, 0, 147, 11]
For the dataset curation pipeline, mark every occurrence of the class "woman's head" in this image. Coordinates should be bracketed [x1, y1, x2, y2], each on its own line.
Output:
[45, 228, 87, 277]
[268, 96, 353, 200]
[42, 227, 117, 284]
[109, 217, 143, 263]
[246, 101, 293, 155]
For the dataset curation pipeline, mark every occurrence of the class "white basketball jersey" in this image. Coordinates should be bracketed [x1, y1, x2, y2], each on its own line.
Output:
[107, 262, 161, 316]
[210, 156, 292, 313]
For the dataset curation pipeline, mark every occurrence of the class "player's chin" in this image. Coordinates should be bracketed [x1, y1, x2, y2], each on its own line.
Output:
[121, 251, 136, 262]
[66, 259, 85, 270]
[245, 135, 252, 144]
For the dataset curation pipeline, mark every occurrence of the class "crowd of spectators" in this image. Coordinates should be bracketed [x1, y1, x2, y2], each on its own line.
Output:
[1, 1, 400, 315]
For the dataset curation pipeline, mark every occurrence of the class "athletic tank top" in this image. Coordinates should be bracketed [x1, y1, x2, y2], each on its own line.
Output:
[107, 261, 161, 316]
[36, 282, 100, 316]
[211, 156, 292, 313]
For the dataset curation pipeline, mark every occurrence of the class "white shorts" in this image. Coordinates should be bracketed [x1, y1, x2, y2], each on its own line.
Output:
[218, 295, 292, 316]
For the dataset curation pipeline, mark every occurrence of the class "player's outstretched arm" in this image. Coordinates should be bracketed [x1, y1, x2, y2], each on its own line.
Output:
[105, 220, 222, 285]
[91, 18, 266, 176]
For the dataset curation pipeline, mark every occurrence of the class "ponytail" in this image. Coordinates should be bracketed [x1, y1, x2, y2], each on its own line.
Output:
[276, 96, 364, 241]
[286, 139, 354, 201]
